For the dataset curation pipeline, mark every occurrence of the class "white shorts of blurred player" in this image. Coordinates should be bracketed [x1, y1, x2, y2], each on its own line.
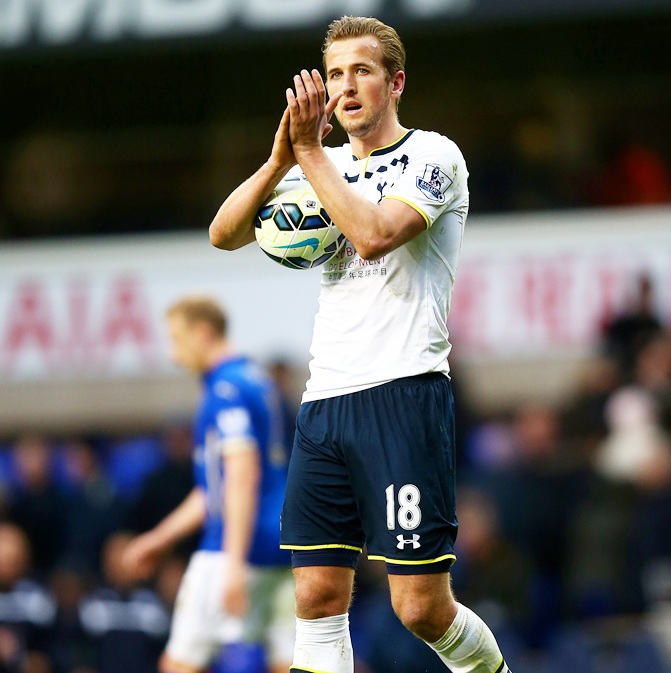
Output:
[165, 550, 295, 670]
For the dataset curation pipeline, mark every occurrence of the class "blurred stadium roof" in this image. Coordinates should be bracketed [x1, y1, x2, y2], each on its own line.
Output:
[1, 0, 670, 51]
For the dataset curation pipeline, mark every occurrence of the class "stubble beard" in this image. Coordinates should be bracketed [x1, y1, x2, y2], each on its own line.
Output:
[335, 103, 389, 139]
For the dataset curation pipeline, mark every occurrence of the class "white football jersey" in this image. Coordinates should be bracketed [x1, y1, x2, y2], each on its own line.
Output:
[284, 129, 469, 402]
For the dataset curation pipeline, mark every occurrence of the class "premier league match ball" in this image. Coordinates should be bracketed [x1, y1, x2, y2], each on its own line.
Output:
[254, 181, 345, 270]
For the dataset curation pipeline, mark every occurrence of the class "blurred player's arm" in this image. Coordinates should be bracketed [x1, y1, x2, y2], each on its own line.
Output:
[221, 441, 261, 616]
[123, 487, 206, 580]
[209, 108, 296, 250]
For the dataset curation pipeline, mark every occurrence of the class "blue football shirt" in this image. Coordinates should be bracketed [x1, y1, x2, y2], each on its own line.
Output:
[192, 356, 290, 566]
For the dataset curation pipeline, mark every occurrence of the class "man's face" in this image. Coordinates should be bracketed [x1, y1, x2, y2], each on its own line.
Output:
[325, 35, 398, 139]
[166, 313, 206, 373]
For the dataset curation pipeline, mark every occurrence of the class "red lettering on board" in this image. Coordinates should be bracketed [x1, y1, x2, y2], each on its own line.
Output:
[99, 275, 156, 370]
[2, 280, 54, 367]
[1, 275, 158, 377]
[449, 265, 489, 352]
[520, 260, 574, 346]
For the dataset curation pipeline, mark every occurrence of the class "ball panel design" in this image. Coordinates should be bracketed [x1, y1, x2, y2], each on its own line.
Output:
[301, 214, 328, 231]
[273, 208, 294, 232]
[254, 182, 345, 270]
[283, 203, 303, 228]
[256, 204, 277, 222]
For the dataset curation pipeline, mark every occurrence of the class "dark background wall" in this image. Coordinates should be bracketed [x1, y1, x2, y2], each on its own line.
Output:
[1, 6, 670, 240]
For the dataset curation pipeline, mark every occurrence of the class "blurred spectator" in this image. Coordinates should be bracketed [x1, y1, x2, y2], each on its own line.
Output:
[601, 273, 664, 381]
[594, 386, 671, 489]
[645, 557, 671, 669]
[59, 440, 124, 576]
[462, 415, 517, 474]
[566, 382, 671, 619]
[103, 436, 164, 501]
[632, 333, 671, 434]
[563, 282, 671, 620]
[79, 531, 169, 673]
[562, 355, 621, 460]
[607, 382, 671, 615]
[450, 486, 534, 638]
[0, 522, 57, 673]
[6, 435, 68, 577]
[474, 402, 589, 647]
[445, 360, 479, 471]
[47, 564, 97, 673]
[266, 358, 302, 455]
[124, 421, 196, 562]
[0, 449, 11, 520]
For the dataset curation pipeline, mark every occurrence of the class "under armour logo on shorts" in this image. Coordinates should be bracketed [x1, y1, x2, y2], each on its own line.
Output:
[396, 534, 421, 549]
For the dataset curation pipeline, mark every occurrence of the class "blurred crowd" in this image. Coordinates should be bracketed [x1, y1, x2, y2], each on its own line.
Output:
[0, 423, 194, 673]
[448, 273, 671, 672]
[1, 276, 671, 673]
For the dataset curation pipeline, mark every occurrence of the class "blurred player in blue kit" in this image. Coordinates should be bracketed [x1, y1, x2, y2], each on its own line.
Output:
[123, 296, 294, 673]
[209, 14, 512, 673]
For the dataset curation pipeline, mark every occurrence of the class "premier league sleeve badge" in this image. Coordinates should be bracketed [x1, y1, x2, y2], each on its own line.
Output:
[416, 164, 453, 202]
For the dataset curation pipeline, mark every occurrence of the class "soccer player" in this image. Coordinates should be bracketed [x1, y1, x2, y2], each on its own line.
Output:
[209, 15, 512, 673]
[122, 296, 294, 673]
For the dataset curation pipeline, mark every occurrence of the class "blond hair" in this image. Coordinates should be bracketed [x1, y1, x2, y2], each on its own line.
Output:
[167, 296, 228, 337]
[322, 16, 406, 82]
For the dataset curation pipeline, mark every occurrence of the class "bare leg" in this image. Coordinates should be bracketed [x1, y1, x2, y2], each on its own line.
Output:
[388, 571, 458, 642]
[290, 566, 356, 673]
[388, 572, 510, 673]
[293, 565, 354, 619]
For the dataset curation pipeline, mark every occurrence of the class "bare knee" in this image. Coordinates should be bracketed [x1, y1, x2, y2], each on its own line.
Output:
[389, 573, 458, 643]
[294, 566, 354, 619]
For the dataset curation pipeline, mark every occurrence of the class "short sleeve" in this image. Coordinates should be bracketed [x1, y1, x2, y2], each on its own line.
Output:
[211, 383, 257, 455]
[383, 133, 469, 228]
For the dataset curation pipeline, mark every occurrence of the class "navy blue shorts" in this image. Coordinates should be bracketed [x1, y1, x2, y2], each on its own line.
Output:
[280, 373, 458, 574]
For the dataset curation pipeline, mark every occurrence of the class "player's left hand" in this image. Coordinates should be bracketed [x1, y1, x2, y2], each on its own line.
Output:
[269, 106, 296, 171]
[286, 69, 342, 153]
